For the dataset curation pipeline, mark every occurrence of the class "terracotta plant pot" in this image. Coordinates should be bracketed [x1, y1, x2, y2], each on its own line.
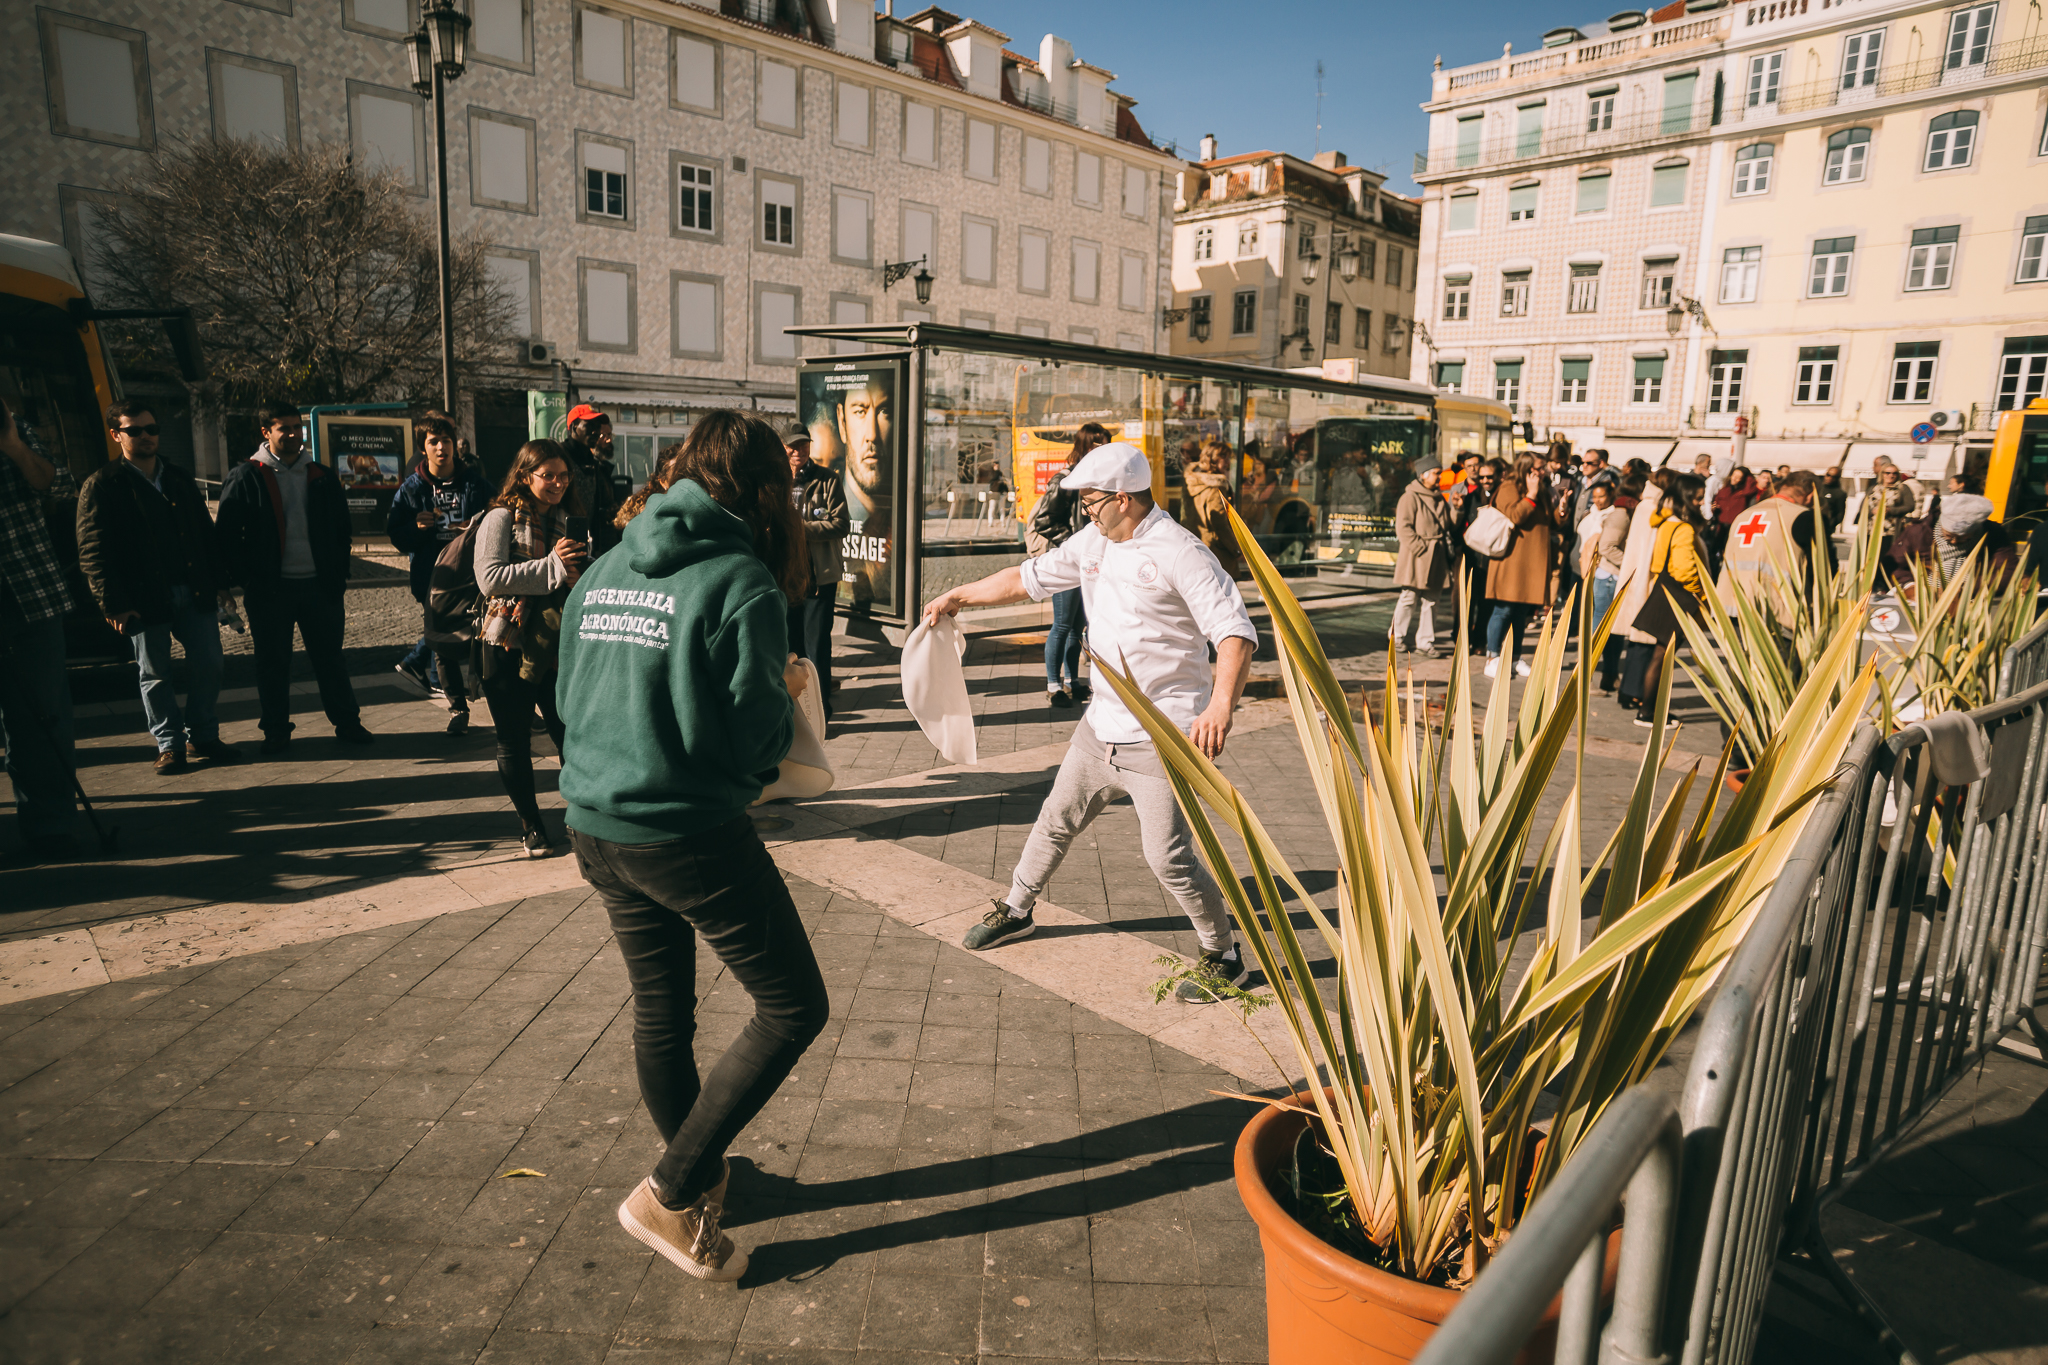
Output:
[1235, 1091, 1620, 1365]
[1725, 767, 1751, 795]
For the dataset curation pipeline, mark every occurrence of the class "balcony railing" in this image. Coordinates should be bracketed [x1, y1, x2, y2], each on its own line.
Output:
[1720, 32, 2048, 122]
[1433, 14, 1723, 98]
[1417, 96, 1716, 176]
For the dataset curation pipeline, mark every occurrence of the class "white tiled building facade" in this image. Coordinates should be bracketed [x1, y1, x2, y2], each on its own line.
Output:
[1411, 0, 2048, 472]
[7, 0, 1178, 468]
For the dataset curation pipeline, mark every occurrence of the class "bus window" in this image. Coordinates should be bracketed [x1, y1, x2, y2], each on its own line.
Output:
[0, 297, 104, 479]
[1439, 408, 1486, 461]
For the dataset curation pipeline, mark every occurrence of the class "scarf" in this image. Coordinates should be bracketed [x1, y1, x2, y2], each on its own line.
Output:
[481, 499, 567, 680]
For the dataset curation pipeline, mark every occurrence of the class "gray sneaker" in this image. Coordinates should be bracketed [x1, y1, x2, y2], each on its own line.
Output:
[962, 900, 1035, 951]
[1174, 944, 1250, 1003]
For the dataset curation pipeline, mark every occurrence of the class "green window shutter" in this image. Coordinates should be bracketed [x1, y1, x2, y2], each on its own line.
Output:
[1561, 358, 1591, 381]
[1576, 174, 1610, 214]
[1661, 73, 1698, 134]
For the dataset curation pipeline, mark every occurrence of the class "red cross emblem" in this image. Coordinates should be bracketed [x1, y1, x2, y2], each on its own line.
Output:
[1734, 511, 1771, 547]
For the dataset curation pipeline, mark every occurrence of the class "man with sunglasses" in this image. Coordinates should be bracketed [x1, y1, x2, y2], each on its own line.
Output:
[921, 443, 1258, 1003]
[77, 403, 242, 772]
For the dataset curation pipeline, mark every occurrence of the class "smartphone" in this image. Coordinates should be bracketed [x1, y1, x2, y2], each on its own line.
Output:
[565, 515, 589, 543]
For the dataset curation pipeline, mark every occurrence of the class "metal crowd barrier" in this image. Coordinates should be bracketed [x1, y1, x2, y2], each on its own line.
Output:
[1998, 611, 2048, 700]
[1419, 675, 2048, 1365]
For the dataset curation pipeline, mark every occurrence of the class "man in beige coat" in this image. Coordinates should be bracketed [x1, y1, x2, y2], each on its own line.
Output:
[1390, 461, 1455, 657]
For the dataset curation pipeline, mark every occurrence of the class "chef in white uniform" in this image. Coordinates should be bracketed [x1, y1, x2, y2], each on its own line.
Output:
[920, 443, 1258, 1003]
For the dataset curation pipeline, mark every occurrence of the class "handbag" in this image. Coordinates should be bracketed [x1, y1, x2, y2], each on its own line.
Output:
[425, 517, 486, 643]
[1463, 504, 1516, 559]
[754, 657, 834, 803]
[1630, 523, 1707, 646]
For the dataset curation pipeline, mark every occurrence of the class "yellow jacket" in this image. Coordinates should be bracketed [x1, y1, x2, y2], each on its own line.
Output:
[1648, 510, 1708, 606]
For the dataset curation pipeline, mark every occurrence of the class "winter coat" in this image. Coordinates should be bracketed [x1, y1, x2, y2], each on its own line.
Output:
[792, 459, 848, 590]
[1392, 480, 1454, 591]
[562, 437, 623, 557]
[386, 462, 493, 599]
[75, 458, 226, 626]
[1484, 480, 1557, 606]
[216, 453, 353, 592]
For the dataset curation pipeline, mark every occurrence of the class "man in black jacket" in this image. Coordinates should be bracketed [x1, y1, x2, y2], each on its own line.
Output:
[786, 424, 848, 712]
[562, 403, 622, 556]
[216, 402, 372, 754]
[78, 402, 243, 773]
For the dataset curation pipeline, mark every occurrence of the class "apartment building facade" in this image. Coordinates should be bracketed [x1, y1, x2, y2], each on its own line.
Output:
[1413, 0, 2048, 475]
[9, 0, 1177, 478]
[1166, 141, 1420, 378]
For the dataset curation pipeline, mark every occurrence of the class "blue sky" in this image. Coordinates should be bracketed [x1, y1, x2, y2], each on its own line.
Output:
[961, 0, 1596, 194]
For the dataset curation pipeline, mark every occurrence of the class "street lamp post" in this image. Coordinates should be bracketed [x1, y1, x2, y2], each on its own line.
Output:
[409, 0, 471, 413]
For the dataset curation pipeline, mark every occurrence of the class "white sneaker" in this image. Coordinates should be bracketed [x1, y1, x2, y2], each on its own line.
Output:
[1515, 659, 1532, 678]
[1482, 658, 1500, 679]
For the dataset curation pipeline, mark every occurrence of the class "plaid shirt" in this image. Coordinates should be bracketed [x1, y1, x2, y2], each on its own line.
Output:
[0, 446, 80, 624]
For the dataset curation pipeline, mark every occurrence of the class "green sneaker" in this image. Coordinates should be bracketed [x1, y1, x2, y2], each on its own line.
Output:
[962, 900, 1035, 951]
[1174, 944, 1250, 1003]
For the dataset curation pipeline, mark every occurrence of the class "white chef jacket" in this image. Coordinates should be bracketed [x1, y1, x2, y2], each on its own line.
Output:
[1019, 505, 1256, 744]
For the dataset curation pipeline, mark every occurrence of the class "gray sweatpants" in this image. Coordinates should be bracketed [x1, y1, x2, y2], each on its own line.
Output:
[1005, 718, 1234, 952]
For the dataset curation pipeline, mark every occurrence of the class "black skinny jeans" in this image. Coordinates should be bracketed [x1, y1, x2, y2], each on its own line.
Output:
[480, 646, 562, 828]
[572, 818, 829, 1207]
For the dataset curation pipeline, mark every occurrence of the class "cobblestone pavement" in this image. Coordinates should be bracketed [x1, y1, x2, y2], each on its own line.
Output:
[5, 577, 2042, 1364]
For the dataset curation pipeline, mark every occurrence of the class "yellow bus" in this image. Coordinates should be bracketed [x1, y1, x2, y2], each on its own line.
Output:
[1986, 396, 2047, 543]
[0, 234, 123, 478]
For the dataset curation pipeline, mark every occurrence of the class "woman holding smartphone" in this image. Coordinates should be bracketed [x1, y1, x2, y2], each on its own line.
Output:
[474, 439, 588, 856]
[554, 411, 825, 1281]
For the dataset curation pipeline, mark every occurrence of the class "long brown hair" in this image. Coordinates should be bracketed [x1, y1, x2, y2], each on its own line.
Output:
[492, 439, 585, 518]
[616, 410, 807, 599]
[1068, 422, 1112, 467]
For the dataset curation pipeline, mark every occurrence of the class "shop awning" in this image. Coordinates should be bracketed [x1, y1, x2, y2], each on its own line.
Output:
[1843, 441, 1953, 480]
[1669, 437, 1731, 469]
[1739, 439, 1850, 474]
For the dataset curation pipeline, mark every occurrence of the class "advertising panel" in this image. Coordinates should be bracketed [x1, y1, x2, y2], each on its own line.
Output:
[798, 355, 906, 618]
[316, 412, 413, 536]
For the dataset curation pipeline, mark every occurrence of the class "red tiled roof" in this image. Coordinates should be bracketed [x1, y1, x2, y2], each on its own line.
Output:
[1649, 0, 1689, 21]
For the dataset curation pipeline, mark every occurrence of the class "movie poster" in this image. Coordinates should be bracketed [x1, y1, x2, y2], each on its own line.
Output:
[798, 356, 905, 618]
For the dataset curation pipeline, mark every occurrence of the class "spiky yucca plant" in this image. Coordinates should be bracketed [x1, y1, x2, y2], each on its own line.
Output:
[1091, 506, 1877, 1286]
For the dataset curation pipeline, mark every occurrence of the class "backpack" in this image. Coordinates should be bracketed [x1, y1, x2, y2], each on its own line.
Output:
[425, 518, 486, 643]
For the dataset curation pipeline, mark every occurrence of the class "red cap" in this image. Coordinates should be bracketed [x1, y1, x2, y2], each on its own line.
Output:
[565, 403, 606, 425]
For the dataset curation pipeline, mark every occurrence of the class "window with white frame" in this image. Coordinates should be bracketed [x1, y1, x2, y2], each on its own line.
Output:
[1515, 102, 1545, 157]
[965, 119, 996, 181]
[902, 101, 936, 164]
[1455, 115, 1483, 167]
[1708, 349, 1748, 413]
[1906, 225, 1959, 289]
[1650, 160, 1688, 207]
[760, 176, 796, 248]
[1507, 181, 1538, 222]
[1193, 225, 1214, 261]
[1075, 151, 1101, 205]
[582, 139, 627, 220]
[1019, 229, 1049, 293]
[1122, 165, 1148, 218]
[836, 81, 870, 149]
[1494, 359, 1523, 406]
[1809, 237, 1854, 296]
[1841, 29, 1883, 88]
[1631, 356, 1665, 404]
[1071, 239, 1100, 301]
[1746, 51, 1784, 107]
[1576, 173, 1610, 214]
[1443, 274, 1471, 321]
[1567, 263, 1601, 314]
[1641, 257, 1676, 309]
[1794, 345, 1839, 403]
[1997, 337, 2048, 409]
[1587, 88, 1616, 132]
[1121, 252, 1146, 310]
[1558, 357, 1591, 404]
[1721, 246, 1761, 303]
[1945, 3, 1995, 69]
[1890, 341, 1939, 402]
[1236, 219, 1260, 256]
[1501, 269, 1531, 317]
[1447, 191, 1478, 232]
[1825, 127, 1871, 183]
[834, 190, 872, 264]
[1232, 289, 1257, 334]
[961, 216, 995, 283]
[1023, 136, 1050, 193]
[1925, 111, 1978, 170]
[2018, 215, 2048, 282]
[675, 159, 713, 235]
[1732, 143, 1772, 196]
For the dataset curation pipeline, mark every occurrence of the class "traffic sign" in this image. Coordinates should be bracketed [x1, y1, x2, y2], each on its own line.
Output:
[1911, 422, 1936, 444]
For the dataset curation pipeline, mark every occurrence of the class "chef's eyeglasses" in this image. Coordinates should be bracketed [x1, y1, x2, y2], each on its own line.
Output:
[1078, 491, 1121, 515]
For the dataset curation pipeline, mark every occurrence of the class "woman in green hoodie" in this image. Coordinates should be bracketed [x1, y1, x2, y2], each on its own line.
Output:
[556, 411, 827, 1283]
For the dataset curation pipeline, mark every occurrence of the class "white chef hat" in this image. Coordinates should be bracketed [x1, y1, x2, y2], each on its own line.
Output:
[1062, 442, 1152, 494]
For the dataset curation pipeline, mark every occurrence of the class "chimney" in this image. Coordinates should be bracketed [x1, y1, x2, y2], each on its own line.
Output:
[944, 20, 1008, 101]
[1199, 133, 1218, 161]
[1039, 34, 1076, 117]
[1312, 150, 1347, 170]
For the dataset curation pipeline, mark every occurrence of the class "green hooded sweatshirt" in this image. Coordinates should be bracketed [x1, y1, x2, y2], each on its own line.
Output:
[557, 478, 793, 844]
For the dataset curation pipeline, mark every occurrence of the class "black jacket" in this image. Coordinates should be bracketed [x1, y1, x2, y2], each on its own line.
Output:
[562, 437, 622, 557]
[75, 458, 226, 626]
[216, 455, 354, 591]
[793, 460, 848, 590]
[1029, 477, 1085, 551]
[387, 462, 493, 599]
